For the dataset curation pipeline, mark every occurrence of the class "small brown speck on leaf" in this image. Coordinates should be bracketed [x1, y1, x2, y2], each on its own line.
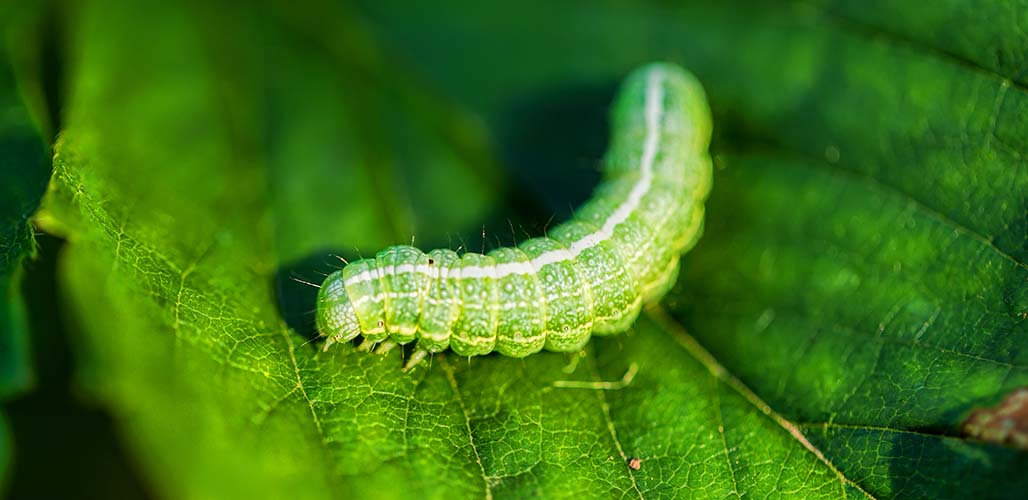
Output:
[961, 387, 1028, 450]
[627, 457, 642, 471]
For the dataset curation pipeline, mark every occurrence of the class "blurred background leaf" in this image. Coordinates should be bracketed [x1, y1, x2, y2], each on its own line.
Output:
[4, 0, 1028, 498]
[0, 0, 53, 492]
[0, 0, 50, 402]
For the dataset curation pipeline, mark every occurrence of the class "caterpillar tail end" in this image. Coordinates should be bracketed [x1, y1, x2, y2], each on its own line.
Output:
[402, 349, 430, 372]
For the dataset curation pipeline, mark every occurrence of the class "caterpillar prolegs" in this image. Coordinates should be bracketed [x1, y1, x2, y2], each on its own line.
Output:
[316, 63, 712, 369]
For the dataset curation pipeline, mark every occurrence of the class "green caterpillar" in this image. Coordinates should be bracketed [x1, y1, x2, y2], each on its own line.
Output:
[316, 62, 712, 369]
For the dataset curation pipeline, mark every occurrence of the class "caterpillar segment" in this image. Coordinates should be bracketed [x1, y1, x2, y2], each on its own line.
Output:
[315, 62, 713, 369]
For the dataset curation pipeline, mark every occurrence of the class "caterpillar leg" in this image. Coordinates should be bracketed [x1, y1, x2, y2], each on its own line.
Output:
[374, 340, 399, 355]
[357, 338, 377, 352]
[321, 333, 344, 353]
[562, 350, 587, 374]
[402, 349, 430, 372]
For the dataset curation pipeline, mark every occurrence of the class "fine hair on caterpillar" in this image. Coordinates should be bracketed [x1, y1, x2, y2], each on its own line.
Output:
[316, 62, 713, 370]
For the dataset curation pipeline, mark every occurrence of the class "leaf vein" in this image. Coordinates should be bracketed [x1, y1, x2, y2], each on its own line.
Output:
[440, 357, 494, 500]
[649, 307, 878, 499]
[587, 346, 645, 499]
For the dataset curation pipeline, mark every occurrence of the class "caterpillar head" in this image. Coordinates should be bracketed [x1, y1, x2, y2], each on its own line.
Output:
[316, 270, 362, 350]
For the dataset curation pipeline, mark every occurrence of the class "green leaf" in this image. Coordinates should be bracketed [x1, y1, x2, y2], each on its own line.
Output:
[38, 0, 1027, 499]
[0, 412, 9, 492]
[0, 1, 50, 399]
[0, 4, 50, 494]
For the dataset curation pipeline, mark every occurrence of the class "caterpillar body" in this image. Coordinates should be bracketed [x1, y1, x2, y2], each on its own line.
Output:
[316, 63, 712, 368]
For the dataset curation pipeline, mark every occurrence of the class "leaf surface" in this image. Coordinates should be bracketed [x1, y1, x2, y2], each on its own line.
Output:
[40, 0, 1028, 498]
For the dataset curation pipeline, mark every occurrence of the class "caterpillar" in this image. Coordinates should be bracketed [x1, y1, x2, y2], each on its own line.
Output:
[316, 62, 712, 369]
